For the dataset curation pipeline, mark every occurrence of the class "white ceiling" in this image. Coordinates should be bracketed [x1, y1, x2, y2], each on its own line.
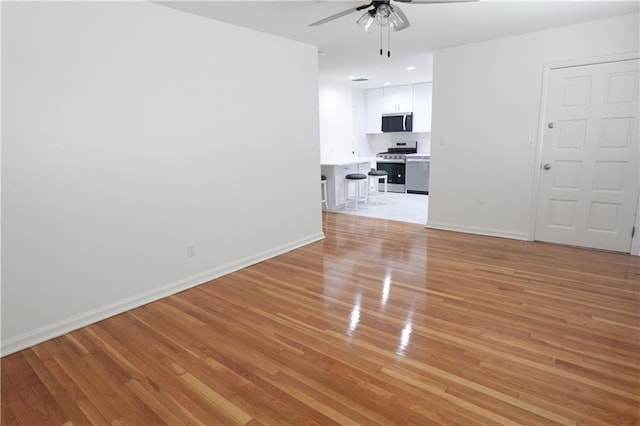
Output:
[157, 0, 639, 89]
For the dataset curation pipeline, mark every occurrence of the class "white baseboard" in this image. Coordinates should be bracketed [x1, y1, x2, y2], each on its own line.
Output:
[425, 221, 529, 241]
[1, 232, 325, 357]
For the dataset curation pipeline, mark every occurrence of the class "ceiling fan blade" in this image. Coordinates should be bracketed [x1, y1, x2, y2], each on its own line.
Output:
[391, 4, 411, 31]
[309, 6, 363, 27]
[394, 0, 478, 3]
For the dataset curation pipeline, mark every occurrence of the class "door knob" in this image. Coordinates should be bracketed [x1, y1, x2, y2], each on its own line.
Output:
[548, 122, 555, 129]
[543, 163, 552, 170]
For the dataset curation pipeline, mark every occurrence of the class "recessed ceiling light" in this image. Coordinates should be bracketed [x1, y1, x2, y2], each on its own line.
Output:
[384, 82, 392, 85]
[406, 66, 416, 71]
[348, 75, 356, 80]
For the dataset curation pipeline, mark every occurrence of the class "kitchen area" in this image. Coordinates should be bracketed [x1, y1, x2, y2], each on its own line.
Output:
[319, 79, 432, 224]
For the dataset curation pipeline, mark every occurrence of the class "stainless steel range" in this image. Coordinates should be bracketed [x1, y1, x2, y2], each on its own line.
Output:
[376, 143, 417, 193]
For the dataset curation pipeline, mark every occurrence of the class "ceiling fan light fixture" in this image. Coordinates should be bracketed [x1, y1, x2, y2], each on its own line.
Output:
[356, 11, 375, 32]
[388, 10, 405, 31]
[374, 4, 392, 27]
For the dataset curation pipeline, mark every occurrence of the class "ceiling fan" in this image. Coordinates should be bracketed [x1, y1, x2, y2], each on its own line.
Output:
[310, 0, 477, 57]
[310, 0, 477, 31]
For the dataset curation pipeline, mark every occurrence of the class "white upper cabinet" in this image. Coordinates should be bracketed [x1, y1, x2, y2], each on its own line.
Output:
[365, 83, 432, 134]
[383, 85, 414, 113]
[366, 88, 384, 134]
[412, 83, 432, 133]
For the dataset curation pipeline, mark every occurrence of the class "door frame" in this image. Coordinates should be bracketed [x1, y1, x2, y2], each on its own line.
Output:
[528, 51, 640, 254]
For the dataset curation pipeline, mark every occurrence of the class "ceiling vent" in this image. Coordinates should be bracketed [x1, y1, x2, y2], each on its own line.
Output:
[351, 78, 369, 82]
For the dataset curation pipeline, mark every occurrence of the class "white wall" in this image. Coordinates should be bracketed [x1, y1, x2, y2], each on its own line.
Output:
[1, 2, 322, 355]
[367, 133, 431, 155]
[428, 13, 639, 241]
[318, 79, 354, 161]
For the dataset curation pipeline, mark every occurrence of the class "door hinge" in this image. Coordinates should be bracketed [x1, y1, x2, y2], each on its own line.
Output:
[633, 226, 636, 238]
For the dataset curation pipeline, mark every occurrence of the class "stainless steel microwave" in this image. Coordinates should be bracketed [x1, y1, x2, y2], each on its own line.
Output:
[381, 112, 413, 132]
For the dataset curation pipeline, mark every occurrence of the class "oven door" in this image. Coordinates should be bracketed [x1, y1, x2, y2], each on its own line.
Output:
[376, 161, 406, 193]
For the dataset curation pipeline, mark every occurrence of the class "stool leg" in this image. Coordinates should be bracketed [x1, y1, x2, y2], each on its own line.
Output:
[364, 179, 369, 206]
[372, 177, 379, 205]
[323, 182, 328, 210]
[345, 180, 349, 209]
[355, 180, 359, 211]
[345, 179, 356, 210]
[366, 178, 370, 205]
[321, 181, 328, 210]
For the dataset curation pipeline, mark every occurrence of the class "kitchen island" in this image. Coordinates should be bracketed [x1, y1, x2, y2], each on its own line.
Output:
[321, 157, 376, 211]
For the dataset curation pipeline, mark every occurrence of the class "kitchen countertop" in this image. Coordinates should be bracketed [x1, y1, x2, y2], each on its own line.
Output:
[321, 156, 377, 166]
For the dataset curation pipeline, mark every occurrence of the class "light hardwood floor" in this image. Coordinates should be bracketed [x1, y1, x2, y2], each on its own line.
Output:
[2, 212, 639, 425]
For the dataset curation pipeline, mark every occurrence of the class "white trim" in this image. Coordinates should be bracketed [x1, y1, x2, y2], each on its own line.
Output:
[529, 51, 640, 251]
[426, 221, 528, 241]
[1, 232, 325, 357]
[528, 62, 551, 241]
[631, 190, 640, 256]
[546, 51, 640, 70]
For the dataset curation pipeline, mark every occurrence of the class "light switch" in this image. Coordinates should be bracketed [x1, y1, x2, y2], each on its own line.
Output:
[526, 132, 535, 144]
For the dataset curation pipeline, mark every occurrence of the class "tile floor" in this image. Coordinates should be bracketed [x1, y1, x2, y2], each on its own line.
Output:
[335, 192, 429, 225]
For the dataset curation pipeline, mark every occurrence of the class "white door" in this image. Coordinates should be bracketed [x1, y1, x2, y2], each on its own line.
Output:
[535, 59, 639, 252]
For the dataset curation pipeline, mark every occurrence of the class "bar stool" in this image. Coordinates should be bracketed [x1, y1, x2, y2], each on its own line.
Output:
[344, 173, 368, 210]
[321, 175, 328, 210]
[367, 169, 388, 205]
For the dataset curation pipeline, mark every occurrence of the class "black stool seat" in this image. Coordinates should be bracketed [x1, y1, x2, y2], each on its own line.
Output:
[321, 175, 327, 181]
[368, 169, 388, 176]
[345, 173, 367, 180]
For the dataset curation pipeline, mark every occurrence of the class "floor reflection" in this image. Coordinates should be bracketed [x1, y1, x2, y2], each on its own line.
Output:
[381, 274, 391, 308]
[347, 290, 362, 337]
[397, 308, 414, 357]
[321, 212, 429, 356]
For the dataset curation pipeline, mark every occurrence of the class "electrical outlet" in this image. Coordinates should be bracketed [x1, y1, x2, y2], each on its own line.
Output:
[187, 244, 195, 257]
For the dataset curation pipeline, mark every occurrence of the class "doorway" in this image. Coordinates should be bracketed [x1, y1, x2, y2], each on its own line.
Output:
[534, 58, 639, 252]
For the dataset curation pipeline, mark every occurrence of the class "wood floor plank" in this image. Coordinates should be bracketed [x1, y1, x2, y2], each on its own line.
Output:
[2, 212, 639, 424]
[21, 349, 93, 426]
[1, 353, 70, 425]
